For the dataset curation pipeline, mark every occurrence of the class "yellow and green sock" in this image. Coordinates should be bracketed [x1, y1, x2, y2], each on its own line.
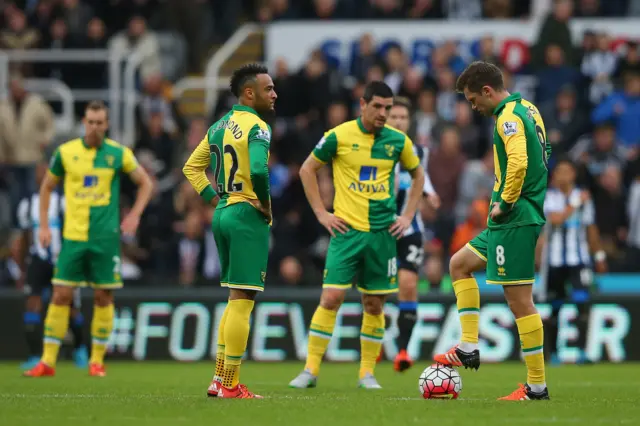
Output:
[453, 278, 480, 352]
[359, 312, 385, 379]
[304, 306, 337, 376]
[89, 304, 114, 366]
[214, 303, 229, 382]
[41, 303, 71, 367]
[516, 313, 546, 393]
[222, 299, 254, 388]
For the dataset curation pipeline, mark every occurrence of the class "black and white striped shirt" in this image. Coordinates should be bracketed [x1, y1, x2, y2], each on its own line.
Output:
[395, 144, 436, 238]
[543, 188, 594, 268]
[16, 192, 64, 264]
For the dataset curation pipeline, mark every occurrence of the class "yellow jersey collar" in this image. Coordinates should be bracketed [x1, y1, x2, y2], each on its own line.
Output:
[232, 104, 259, 116]
[493, 92, 522, 116]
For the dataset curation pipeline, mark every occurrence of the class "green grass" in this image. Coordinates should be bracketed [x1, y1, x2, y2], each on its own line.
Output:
[1, 361, 638, 426]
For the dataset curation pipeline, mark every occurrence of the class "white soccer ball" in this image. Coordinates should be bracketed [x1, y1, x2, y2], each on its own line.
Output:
[418, 363, 462, 399]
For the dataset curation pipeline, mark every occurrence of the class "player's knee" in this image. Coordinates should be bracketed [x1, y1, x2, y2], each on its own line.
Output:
[398, 271, 417, 301]
[51, 286, 74, 305]
[449, 250, 470, 280]
[94, 289, 114, 307]
[362, 295, 385, 316]
[319, 288, 345, 311]
[505, 292, 536, 319]
[25, 295, 42, 312]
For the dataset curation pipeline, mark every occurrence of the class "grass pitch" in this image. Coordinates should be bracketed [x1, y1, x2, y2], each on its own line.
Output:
[1, 361, 638, 426]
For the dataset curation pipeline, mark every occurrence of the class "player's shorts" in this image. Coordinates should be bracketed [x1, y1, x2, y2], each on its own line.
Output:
[53, 238, 122, 289]
[466, 225, 542, 285]
[26, 256, 82, 307]
[397, 233, 424, 274]
[212, 201, 270, 292]
[546, 265, 593, 301]
[323, 227, 398, 295]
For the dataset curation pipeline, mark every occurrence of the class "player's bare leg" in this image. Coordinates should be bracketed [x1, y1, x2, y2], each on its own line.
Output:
[498, 285, 549, 400]
[88, 289, 114, 377]
[433, 246, 484, 370]
[217, 289, 262, 399]
[290, 288, 345, 389]
[24, 285, 74, 377]
[394, 269, 417, 372]
[358, 294, 385, 389]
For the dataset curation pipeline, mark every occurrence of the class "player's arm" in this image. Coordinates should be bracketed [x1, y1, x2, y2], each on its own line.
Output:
[420, 147, 440, 209]
[390, 136, 424, 237]
[546, 190, 589, 225]
[583, 198, 607, 273]
[248, 124, 272, 213]
[182, 135, 218, 207]
[497, 114, 528, 213]
[300, 132, 348, 236]
[39, 149, 63, 248]
[125, 148, 153, 216]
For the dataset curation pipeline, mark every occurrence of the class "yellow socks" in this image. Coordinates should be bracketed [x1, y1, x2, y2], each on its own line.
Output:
[359, 312, 385, 379]
[516, 313, 546, 392]
[305, 306, 337, 376]
[214, 303, 229, 381]
[222, 299, 255, 388]
[42, 304, 70, 367]
[453, 278, 480, 352]
[90, 304, 114, 366]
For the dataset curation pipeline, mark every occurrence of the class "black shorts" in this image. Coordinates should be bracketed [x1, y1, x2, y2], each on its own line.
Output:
[24, 256, 81, 308]
[546, 265, 593, 301]
[397, 233, 424, 274]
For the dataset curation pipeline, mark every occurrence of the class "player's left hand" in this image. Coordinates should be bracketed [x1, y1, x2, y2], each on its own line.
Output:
[389, 215, 411, 239]
[121, 213, 141, 236]
[489, 202, 504, 220]
[427, 193, 441, 210]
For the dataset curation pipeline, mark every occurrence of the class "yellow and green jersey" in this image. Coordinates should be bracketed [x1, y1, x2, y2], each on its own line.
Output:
[183, 104, 271, 210]
[313, 118, 420, 232]
[48, 138, 139, 241]
[490, 92, 551, 229]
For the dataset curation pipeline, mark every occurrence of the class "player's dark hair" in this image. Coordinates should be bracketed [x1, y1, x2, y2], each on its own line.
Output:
[85, 100, 109, 118]
[393, 96, 412, 110]
[456, 61, 505, 94]
[363, 81, 393, 103]
[553, 155, 577, 171]
[230, 63, 269, 97]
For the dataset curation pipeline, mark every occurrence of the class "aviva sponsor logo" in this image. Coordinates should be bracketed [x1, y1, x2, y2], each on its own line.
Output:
[349, 166, 388, 193]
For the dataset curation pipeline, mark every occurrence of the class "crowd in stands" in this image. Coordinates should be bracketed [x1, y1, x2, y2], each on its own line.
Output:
[1, 0, 640, 288]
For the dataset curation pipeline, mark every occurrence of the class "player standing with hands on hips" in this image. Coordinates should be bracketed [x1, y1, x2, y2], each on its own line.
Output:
[289, 82, 425, 390]
[433, 62, 552, 401]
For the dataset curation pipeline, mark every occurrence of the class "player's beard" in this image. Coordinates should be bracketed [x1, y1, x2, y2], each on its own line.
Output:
[257, 106, 276, 124]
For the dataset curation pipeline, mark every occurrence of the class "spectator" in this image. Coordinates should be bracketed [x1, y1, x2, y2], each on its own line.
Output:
[533, 0, 575, 68]
[138, 73, 177, 135]
[592, 72, 640, 153]
[541, 84, 589, 153]
[413, 89, 440, 147]
[60, 0, 93, 38]
[350, 33, 381, 82]
[109, 15, 161, 82]
[572, 122, 628, 188]
[581, 32, 616, 104]
[535, 44, 581, 104]
[592, 165, 628, 260]
[476, 35, 501, 66]
[614, 41, 640, 84]
[0, 8, 39, 50]
[0, 73, 54, 221]
[450, 199, 490, 255]
[455, 149, 495, 224]
[383, 45, 408, 94]
[74, 18, 108, 90]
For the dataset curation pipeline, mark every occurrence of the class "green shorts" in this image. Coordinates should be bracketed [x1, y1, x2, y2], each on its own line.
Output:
[212, 201, 270, 292]
[53, 238, 122, 288]
[466, 225, 542, 285]
[323, 228, 398, 295]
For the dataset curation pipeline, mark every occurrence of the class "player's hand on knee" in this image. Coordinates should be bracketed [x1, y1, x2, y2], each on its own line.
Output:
[389, 215, 411, 238]
[318, 211, 348, 237]
[39, 228, 52, 248]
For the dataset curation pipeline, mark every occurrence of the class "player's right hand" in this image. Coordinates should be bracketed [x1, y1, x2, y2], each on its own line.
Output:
[39, 227, 52, 248]
[318, 211, 349, 237]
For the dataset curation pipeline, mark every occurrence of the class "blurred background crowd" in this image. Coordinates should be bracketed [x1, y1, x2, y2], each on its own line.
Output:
[1, 0, 640, 289]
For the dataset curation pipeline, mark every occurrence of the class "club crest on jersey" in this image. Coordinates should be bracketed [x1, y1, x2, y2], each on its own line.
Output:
[502, 121, 518, 136]
[384, 144, 394, 157]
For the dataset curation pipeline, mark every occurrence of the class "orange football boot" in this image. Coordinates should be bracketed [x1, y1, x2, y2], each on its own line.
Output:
[89, 363, 106, 377]
[498, 383, 550, 401]
[217, 384, 263, 399]
[393, 349, 413, 372]
[23, 362, 55, 377]
[433, 345, 480, 370]
[207, 380, 221, 397]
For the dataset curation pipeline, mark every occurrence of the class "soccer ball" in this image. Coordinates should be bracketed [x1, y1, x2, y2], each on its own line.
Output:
[418, 363, 462, 399]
